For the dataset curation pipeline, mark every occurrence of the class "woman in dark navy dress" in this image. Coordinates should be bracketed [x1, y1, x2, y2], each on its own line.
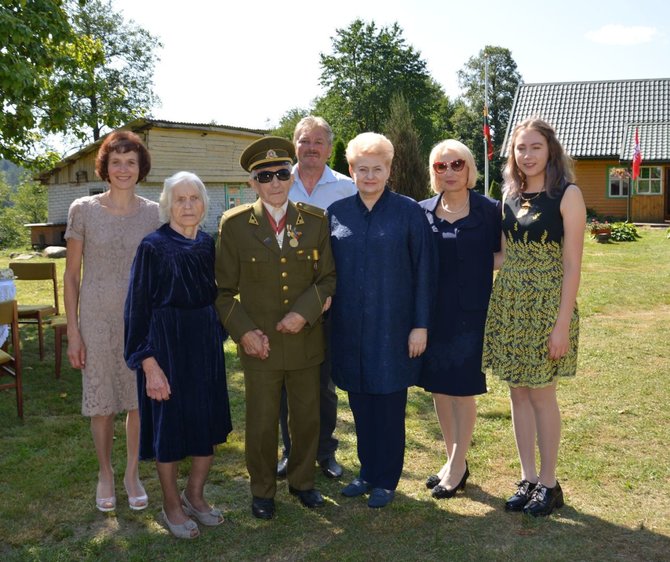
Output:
[419, 140, 502, 499]
[125, 172, 232, 539]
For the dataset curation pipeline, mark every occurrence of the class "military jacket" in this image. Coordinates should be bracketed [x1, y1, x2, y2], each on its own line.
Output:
[215, 198, 336, 371]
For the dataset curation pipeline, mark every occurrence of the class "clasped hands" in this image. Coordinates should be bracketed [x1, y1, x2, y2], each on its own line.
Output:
[240, 312, 308, 360]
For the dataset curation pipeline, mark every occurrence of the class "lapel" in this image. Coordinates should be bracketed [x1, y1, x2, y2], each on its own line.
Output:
[251, 199, 281, 256]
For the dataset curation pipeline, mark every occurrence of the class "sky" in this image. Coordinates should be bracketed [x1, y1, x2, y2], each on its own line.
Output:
[112, 0, 669, 131]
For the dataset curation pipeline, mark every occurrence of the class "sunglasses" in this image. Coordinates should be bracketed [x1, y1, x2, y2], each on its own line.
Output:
[433, 159, 466, 174]
[254, 169, 291, 183]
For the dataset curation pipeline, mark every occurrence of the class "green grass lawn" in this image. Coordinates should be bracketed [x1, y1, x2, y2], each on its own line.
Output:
[1, 228, 669, 561]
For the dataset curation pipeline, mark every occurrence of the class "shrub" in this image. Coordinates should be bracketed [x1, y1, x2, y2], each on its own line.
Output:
[610, 221, 640, 242]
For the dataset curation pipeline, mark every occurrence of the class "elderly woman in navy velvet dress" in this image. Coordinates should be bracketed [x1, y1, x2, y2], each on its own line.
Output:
[418, 140, 502, 500]
[328, 132, 435, 508]
[125, 171, 232, 539]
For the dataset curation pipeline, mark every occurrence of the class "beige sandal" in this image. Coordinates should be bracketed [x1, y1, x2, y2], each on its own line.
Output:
[181, 491, 224, 526]
[161, 508, 200, 539]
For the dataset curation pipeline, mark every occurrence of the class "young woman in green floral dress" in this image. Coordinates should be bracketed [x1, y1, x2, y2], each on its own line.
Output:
[483, 118, 586, 516]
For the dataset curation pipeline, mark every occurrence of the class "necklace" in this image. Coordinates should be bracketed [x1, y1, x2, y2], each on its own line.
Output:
[517, 189, 544, 218]
[440, 195, 469, 214]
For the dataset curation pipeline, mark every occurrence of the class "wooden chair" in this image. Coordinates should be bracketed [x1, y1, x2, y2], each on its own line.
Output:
[0, 300, 23, 418]
[51, 316, 68, 379]
[9, 261, 60, 361]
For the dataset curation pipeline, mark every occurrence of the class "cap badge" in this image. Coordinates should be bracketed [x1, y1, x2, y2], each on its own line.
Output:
[266, 149, 277, 158]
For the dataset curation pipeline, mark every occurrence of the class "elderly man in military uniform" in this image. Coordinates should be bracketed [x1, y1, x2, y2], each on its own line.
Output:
[215, 136, 336, 520]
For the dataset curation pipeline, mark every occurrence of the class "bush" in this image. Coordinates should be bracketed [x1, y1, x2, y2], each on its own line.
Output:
[610, 221, 640, 242]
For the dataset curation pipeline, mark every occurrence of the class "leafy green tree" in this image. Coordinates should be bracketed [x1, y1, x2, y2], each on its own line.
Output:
[0, 0, 80, 162]
[0, 173, 45, 248]
[316, 19, 447, 154]
[489, 179, 502, 201]
[271, 108, 308, 140]
[329, 138, 349, 176]
[65, 0, 162, 141]
[384, 93, 429, 201]
[457, 45, 522, 186]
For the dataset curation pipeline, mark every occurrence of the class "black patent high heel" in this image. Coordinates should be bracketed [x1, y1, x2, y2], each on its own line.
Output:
[431, 462, 469, 499]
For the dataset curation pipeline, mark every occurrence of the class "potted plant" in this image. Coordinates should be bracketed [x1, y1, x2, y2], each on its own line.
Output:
[589, 219, 611, 242]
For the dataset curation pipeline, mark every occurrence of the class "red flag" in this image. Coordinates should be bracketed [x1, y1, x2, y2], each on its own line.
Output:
[632, 127, 642, 180]
[483, 111, 493, 161]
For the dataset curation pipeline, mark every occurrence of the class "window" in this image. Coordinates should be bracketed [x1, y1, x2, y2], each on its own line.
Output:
[89, 187, 104, 196]
[636, 167, 663, 195]
[608, 167, 630, 198]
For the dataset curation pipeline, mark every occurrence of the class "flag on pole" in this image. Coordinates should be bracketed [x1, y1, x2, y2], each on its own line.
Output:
[632, 127, 642, 180]
[483, 107, 493, 161]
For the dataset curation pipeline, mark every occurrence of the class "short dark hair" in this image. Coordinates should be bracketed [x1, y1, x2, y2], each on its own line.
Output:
[95, 131, 151, 182]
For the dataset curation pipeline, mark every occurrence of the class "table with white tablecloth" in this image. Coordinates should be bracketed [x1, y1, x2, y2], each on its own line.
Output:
[0, 279, 17, 346]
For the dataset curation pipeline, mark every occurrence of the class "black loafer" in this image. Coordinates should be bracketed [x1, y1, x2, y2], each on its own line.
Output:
[505, 480, 537, 512]
[276, 455, 288, 478]
[522, 481, 564, 517]
[425, 474, 440, 489]
[251, 497, 275, 520]
[289, 486, 324, 509]
[319, 456, 343, 479]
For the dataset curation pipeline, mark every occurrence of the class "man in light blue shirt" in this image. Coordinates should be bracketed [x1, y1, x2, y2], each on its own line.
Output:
[278, 116, 356, 480]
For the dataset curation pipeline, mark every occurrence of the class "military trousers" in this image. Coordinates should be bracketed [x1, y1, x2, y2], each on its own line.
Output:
[244, 365, 320, 498]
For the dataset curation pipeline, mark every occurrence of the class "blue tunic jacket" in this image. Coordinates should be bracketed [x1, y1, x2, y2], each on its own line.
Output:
[419, 190, 502, 311]
[328, 189, 436, 394]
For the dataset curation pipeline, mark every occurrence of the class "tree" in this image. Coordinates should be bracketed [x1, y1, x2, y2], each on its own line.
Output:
[65, 0, 162, 141]
[0, 173, 47, 248]
[271, 107, 308, 140]
[457, 46, 522, 186]
[329, 138, 349, 176]
[316, 19, 447, 154]
[384, 94, 429, 201]
[0, 0, 80, 162]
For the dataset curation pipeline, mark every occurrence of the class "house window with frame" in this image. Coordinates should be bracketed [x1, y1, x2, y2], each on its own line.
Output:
[635, 167, 663, 195]
[608, 167, 630, 198]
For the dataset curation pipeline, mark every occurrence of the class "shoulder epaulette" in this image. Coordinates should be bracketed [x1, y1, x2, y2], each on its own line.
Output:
[296, 201, 327, 218]
[223, 204, 253, 220]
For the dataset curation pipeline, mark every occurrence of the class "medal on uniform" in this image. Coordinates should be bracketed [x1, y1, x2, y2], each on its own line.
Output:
[287, 225, 301, 248]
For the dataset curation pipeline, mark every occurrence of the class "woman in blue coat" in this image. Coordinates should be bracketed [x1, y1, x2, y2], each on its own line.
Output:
[418, 140, 502, 499]
[328, 132, 435, 508]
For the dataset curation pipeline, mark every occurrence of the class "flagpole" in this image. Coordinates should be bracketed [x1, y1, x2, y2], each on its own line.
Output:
[484, 54, 489, 197]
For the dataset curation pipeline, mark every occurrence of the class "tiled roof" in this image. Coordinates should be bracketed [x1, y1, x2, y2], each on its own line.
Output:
[503, 78, 670, 161]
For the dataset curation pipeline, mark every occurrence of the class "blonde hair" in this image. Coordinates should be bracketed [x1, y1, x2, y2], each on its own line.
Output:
[346, 132, 394, 166]
[428, 139, 478, 193]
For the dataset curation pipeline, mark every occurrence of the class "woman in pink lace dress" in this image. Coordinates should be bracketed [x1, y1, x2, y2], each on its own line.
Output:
[64, 131, 160, 512]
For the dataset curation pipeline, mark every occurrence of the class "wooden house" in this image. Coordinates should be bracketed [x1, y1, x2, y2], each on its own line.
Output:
[502, 78, 670, 223]
[37, 118, 266, 240]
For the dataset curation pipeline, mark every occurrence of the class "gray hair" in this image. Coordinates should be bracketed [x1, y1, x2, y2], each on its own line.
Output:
[293, 116, 334, 145]
[159, 171, 209, 227]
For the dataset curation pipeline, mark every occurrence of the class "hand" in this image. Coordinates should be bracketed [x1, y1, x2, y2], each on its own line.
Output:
[240, 329, 270, 359]
[321, 296, 332, 313]
[66, 331, 87, 369]
[141, 357, 171, 401]
[548, 324, 569, 360]
[276, 312, 307, 334]
[408, 328, 427, 358]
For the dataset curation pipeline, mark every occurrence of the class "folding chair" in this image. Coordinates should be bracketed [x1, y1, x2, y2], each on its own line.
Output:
[9, 261, 60, 360]
[0, 300, 23, 418]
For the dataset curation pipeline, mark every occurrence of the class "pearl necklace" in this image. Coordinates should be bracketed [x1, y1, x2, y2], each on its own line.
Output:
[440, 195, 469, 214]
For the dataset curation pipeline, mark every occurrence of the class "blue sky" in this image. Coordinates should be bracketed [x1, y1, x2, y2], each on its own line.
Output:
[113, 0, 669, 130]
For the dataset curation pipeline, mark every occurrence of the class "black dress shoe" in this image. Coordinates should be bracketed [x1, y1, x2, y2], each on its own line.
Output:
[276, 455, 288, 478]
[522, 481, 564, 517]
[425, 474, 440, 489]
[431, 463, 469, 499]
[319, 456, 343, 479]
[289, 486, 324, 509]
[505, 479, 537, 512]
[251, 497, 275, 520]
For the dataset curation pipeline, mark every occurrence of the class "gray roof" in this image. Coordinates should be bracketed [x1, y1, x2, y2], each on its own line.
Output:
[503, 78, 670, 161]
